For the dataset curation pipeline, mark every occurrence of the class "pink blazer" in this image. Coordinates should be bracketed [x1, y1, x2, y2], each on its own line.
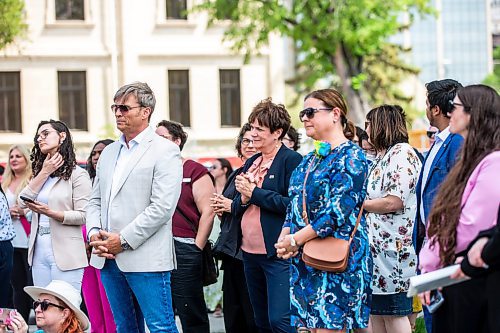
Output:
[419, 151, 500, 273]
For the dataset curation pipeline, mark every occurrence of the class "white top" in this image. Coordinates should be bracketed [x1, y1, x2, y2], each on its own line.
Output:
[37, 177, 58, 227]
[6, 189, 29, 249]
[366, 143, 422, 294]
[419, 127, 451, 225]
[107, 128, 150, 231]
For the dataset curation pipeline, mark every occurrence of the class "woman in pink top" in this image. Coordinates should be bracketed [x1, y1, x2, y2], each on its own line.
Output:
[419, 84, 500, 333]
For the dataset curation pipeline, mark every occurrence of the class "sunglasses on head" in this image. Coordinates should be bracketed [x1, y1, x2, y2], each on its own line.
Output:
[33, 300, 66, 311]
[299, 107, 333, 121]
[426, 130, 437, 139]
[111, 104, 142, 114]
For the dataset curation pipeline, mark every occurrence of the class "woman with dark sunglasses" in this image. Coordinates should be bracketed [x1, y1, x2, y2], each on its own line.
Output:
[275, 88, 371, 333]
[0, 280, 90, 333]
[19, 120, 91, 291]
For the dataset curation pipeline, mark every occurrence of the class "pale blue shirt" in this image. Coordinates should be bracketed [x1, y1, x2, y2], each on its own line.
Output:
[107, 127, 151, 231]
[419, 126, 451, 225]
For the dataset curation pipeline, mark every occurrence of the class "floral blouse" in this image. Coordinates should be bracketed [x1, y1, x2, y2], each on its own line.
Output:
[0, 192, 15, 241]
[366, 143, 421, 294]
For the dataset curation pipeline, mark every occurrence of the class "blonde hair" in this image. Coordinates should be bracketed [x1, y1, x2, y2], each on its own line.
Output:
[1, 144, 32, 196]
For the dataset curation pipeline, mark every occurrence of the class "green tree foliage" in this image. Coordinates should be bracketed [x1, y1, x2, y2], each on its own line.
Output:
[483, 47, 500, 92]
[0, 0, 27, 50]
[197, 0, 432, 123]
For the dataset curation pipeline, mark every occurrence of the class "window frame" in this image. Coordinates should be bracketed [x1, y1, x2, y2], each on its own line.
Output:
[168, 70, 191, 127]
[57, 71, 88, 131]
[0, 71, 22, 133]
[219, 69, 241, 128]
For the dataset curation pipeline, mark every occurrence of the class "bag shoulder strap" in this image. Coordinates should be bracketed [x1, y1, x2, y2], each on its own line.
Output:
[301, 155, 364, 242]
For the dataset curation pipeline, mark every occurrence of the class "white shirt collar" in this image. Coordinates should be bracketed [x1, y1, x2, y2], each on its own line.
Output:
[435, 126, 451, 143]
[118, 126, 151, 148]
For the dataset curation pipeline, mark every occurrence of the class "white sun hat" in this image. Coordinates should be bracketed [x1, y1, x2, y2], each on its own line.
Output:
[24, 280, 90, 331]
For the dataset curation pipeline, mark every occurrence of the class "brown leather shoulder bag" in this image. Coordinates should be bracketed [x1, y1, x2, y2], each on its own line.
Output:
[300, 156, 364, 272]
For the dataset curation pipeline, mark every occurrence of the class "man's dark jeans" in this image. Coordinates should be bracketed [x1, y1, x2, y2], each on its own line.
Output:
[171, 240, 210, 333]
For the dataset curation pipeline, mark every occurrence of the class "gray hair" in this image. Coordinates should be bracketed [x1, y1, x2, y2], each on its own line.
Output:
[114, 82, 156, 120]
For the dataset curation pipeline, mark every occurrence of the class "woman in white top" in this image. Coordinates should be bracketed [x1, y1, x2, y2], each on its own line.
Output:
[19, 120, 91, 291]
[364, 105, 421, 333]
[1, 144, 33, 321]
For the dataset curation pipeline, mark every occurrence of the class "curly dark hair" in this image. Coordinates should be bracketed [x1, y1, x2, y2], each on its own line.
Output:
[31, 120, 76, 181]
[427, 85, 500, 266]
[86, 139, 114, 180]
[156, 120, 188, 151]
[285, 126, 301, 151]
[235, 123, 252, 158]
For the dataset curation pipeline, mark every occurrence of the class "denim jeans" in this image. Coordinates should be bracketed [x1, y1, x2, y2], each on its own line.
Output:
[0, 241, 14, 307]
[243, 252, 293, 333]
[100, 259, 178, 333]
[171, 240, 209, 333]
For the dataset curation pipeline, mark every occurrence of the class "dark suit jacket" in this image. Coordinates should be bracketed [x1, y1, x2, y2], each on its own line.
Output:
[414, 133, 463, 254]
[233, 145, 302, 257]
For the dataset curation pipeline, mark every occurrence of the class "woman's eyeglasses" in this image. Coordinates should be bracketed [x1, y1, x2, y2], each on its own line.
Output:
[241, 138, 254, 146]
[33, 300, 66, 311]
[111, 104, 142, 114]
[35, 130, 57, 141]
[299, 107, 333, 121]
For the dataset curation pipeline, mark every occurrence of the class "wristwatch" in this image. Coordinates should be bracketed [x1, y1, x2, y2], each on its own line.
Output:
[290, 234, 298, 247]
[119, 234, 131, 251]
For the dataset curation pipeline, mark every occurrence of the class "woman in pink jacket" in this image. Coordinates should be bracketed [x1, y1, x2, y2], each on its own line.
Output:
[419, 84, 500, 333]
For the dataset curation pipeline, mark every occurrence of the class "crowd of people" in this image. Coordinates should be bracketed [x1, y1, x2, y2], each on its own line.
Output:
[0, 79, 498, 333]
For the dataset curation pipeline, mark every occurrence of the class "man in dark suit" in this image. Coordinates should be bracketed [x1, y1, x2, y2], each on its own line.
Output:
[414, 79, 463, 333]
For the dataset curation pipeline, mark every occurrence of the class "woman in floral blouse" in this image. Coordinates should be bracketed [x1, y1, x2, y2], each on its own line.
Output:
[276, 88, 372, 332]
[364, 105, 421, 333]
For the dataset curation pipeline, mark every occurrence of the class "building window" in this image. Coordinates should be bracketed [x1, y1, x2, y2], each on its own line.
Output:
[55, 0, 85, 20]
[0, 72, 22, 132]
[58, 71, 88, 130]
[168, 70, 190, 126]
[166, 0, 187, 19]
[219, 69, 241, 127]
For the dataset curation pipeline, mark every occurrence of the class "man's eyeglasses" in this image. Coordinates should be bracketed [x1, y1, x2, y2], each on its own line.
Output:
[33, 300, 66, 311]
[299, 107, 333, 121]
[35, 130, 57, 141]
[426, 130, 437, 139]
[111, 104, 142, 114]
[241, 138, 254, 146]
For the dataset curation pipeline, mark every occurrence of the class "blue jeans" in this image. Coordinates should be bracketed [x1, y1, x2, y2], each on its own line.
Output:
[100, 259, 178, 333]
[243, 252, 293, 333]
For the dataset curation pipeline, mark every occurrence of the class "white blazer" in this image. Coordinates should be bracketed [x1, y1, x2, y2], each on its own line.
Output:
[86, 127, 182, 272]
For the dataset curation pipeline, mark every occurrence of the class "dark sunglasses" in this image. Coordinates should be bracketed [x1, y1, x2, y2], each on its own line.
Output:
[426, 130, 437, 139]
[299, 107, 333, 121]
[33, 300, 66, 311]
[111, 104, 142, 114]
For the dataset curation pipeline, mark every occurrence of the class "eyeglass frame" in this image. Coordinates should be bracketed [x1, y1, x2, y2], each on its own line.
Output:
[35, 130, 58, 141]
[241, 138, 254, 146]
[299, 107, 333, 121]
[33, 300, 66, 312]
[111, 104, 143, 114]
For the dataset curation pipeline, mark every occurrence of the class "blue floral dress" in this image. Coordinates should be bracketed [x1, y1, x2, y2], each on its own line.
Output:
[283, 141, 372, 330]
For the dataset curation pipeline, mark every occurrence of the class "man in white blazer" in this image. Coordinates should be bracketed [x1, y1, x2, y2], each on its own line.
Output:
[87, 82, 182, 333]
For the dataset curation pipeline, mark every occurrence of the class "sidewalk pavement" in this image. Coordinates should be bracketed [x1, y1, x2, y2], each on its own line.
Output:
[28, 313, 225, 332]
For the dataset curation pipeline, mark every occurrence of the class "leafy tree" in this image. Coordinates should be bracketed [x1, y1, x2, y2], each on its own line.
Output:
[482, 47, 500, 92]
[197, 0, 432, 123]
[0, 0, 27, 50]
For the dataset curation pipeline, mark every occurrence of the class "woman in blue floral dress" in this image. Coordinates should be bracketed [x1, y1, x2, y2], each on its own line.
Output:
[276, 89, 372, 332]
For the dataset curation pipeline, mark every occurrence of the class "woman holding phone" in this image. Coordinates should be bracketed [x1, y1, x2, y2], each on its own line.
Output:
[19, 120, 91, 290]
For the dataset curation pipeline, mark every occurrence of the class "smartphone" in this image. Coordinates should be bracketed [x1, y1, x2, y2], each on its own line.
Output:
[0, 308, 15, 325]
[426, 290, 444, 314]
[20, 195, 35, 204]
